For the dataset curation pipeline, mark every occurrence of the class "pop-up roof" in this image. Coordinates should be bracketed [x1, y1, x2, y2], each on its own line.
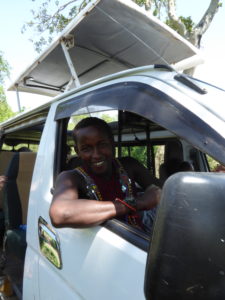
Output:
[8, 0, 203, 96]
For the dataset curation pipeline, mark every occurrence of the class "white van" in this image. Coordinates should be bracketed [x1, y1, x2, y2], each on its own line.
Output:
[1, 0, 225, 299]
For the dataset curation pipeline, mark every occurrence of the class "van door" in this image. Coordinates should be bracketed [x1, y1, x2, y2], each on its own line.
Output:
[33, 79, 225, 300]
[32, 105, 148, 300]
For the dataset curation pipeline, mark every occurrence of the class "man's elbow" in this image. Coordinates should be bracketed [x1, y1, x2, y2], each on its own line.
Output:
[49, 203, 68, 228]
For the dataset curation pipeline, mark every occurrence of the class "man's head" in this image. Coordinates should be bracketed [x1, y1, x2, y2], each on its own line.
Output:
[73, 117, 114, 145]
[73, 117, 114, 176]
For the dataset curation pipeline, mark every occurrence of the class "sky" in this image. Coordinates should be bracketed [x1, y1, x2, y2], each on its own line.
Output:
[0, 0, 225, 112]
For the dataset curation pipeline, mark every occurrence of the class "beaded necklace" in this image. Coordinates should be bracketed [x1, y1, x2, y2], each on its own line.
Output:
[75, 159, 142, 228]
[75, 158, 133, 201]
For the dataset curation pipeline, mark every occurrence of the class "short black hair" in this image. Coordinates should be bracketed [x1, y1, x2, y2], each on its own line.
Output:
[73, 117, 114, 144]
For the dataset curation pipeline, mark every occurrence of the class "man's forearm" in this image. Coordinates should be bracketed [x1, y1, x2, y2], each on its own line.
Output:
[49, 198, 130, 228]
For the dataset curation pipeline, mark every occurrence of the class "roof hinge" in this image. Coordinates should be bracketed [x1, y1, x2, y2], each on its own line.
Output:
[61, 35, 81, 89]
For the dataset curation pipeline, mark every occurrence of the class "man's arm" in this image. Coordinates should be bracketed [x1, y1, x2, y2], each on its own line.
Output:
[49, 171, 130, 228]
[121, 157, 161, 210]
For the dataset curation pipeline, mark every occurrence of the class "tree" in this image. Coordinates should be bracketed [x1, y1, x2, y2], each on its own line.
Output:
[0, 52, 15, 122]
[164, 0, 222, 48]
[0, 52, 10, 85]
[23, 0, 222, 53]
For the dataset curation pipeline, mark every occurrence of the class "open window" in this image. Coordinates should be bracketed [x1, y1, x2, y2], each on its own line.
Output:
[0, 117, 46, 296]
[53, 81, 225, 250]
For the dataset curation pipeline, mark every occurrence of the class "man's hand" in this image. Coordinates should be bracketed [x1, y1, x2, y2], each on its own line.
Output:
[137, 184, 161, 211]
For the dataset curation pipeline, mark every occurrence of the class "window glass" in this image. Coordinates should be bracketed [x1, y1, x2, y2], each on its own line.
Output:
[206, 155, 225, 172]
[154, 145, 165, 179]
[1, 124, 43, 153]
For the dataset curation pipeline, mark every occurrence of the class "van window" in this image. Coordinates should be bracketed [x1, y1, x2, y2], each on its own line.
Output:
[55, 81, 225, 168]
[0, 122, 45, 293]
[206, 154, 225, 172]
[154, 145, 165, 178]
[1, 124, 43, 152]
[55, 109, 187, 250]
[54, 80, 225, 250]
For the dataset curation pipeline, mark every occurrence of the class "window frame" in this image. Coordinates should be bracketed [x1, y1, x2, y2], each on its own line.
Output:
[53, 80, 225, 249]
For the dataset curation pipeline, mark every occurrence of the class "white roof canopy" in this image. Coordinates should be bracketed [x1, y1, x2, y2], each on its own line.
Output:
[8, 0, 203, 96]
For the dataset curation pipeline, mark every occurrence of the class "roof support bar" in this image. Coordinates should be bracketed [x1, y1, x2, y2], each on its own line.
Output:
[15, 84, 22, 112]
[61, 35, 80, 89]
[64, 77, 75, 92]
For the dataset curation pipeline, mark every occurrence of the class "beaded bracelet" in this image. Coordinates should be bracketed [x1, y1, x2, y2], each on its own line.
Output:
[115, 198, 137, 212]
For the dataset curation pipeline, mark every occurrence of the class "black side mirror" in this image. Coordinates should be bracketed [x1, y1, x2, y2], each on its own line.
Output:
[145, 172, 225, 300]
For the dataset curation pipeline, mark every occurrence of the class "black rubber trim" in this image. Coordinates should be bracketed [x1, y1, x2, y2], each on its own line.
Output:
[174, 74, 207, 94]
[154, 64, 173, 71]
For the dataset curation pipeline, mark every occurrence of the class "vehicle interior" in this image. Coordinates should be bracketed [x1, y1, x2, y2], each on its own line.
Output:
[63, 110, 206, 180]
[53, 109, 212, 250]
[0, 123, 44, 298]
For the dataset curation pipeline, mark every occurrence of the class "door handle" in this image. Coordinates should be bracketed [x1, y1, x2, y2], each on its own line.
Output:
[38, 217, 62, 269]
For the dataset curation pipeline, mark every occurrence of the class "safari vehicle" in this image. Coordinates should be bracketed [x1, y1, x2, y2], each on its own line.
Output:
[1, 0, 225, 299]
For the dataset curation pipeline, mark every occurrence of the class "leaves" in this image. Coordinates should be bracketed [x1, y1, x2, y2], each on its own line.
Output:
[0, 86, 15, 122]
[179, 16, 195, 34]
[166, 16, 195, 35]
[22, 0, 87, 53]
[0, 52, 10, 85]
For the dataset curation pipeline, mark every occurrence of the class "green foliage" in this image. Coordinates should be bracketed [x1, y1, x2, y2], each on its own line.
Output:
[22, 0, 89, 53]
[179, 16, 195, 34]
[0, 53, 14, 122]
[100, 113, 117, 123]
[0, 52, 10, 85]
[133, 0, 146, 6]
[206, 154, 220, 171]
[0, 98, 15, 123]
[132, 0, 167, 17]
[69, 112, 117, 130]
[166, 16, 195, 35]
[131, 146, 147, 167]
[121, 145, 147, 167]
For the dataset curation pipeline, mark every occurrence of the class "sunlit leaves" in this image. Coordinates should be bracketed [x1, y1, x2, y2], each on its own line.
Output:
[0, 52, 10, 85]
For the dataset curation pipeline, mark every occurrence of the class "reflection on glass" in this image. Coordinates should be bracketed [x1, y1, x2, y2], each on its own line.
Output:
[38, 217, 62, 269]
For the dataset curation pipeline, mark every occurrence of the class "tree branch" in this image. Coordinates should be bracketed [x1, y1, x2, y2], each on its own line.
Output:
[167, 0, 187, 36]
[190, 0, 222, 47]
[145, 0, 152, 11]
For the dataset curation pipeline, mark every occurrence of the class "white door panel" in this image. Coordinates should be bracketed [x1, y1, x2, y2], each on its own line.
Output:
[38, 224, 147, 299]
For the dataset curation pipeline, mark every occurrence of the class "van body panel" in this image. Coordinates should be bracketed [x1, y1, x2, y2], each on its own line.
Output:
[23, 105, 57, 299]
[23, 101, 146, 299]
[38, 226, 147, 300]
[23, 247, 40, 300]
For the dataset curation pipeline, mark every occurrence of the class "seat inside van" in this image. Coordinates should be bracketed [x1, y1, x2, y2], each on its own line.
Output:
[3, 152, 37, 261]
[159, 140, 183, 183]
[0, 151, 15, 243]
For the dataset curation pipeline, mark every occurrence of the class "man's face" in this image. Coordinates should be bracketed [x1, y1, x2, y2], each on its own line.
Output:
[75, 126, 114, 176]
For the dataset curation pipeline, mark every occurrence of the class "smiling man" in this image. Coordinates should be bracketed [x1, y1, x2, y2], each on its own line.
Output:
[49, 117, 161, 230]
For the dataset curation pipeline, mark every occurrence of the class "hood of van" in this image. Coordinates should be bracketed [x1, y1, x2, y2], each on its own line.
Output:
[8, 0, 203, 96]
